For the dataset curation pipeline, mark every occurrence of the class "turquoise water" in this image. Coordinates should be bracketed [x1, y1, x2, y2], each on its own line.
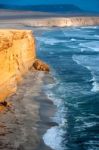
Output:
[35, 26, 99, 150]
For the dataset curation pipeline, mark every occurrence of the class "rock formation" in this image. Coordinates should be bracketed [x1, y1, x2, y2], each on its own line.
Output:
[32, 59, 49, 72]
[21, 17, 99, 27]
[0, 30, 48, 102]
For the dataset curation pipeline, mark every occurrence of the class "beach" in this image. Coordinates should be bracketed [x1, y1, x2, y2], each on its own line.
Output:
[0, 70, 56, 150]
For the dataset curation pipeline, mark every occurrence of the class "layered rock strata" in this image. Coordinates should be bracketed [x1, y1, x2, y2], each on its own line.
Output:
[0, 30, 49, 102]
[21, 17, 99, 27]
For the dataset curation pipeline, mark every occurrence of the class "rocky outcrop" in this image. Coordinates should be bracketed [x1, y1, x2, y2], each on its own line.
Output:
[32, 59, 49, 72]
[0, 30, 36, 102]
[21, 17, 99, 27]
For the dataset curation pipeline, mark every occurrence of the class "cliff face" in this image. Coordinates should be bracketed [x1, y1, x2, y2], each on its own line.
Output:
[22, 17, 99, 27]
[0, 30, 36, 102]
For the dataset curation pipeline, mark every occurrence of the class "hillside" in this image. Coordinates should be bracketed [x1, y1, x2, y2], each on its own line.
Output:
[0, 4, 84, 13]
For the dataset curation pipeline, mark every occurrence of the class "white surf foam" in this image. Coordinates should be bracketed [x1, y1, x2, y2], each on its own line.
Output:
[70, 38, 76, 41]
[72, 55, 82, 65]
[81, 26, 98, 29]
[47, 91, 62, 108]
[43, 80, 68, 150]
[79, 41, 99, 52]
[91, 81, 99, 92]
[89, 74, 99, 92]
[72, 55, 99, 93]
[43, 126, 64, 150]
[36, 37, 65, 45]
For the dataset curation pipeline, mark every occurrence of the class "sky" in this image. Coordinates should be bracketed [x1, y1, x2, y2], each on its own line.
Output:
[0, 0, 99, 12]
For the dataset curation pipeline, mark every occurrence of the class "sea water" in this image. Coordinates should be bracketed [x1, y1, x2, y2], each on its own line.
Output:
[35, 26, 99, 150]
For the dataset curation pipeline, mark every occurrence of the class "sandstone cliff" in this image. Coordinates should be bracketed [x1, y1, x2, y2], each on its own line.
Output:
[0, 30, 36, 102]
[0, 30, 49, 103]
[21, 17, 99, 27]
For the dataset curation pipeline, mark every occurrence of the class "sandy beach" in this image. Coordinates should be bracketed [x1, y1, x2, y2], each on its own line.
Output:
[0, 70, 57, 150]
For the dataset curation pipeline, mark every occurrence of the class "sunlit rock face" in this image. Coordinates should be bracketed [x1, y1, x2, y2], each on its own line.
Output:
[23, 17, 99, 27]
[0, 30, 36, 101]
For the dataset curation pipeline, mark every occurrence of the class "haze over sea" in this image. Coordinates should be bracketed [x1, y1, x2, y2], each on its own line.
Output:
[34, 26, 99, 150]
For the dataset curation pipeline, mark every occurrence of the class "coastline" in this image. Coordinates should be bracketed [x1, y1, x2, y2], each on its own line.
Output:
[36, 74, 58, 150]
[1, 16, 99, 27]
[0, 10, 99, 150]
[0, 17, 56, 150]
[0, 70, 56, 150]
[20, 16, 99, 27]
[0, 10, 99, 27]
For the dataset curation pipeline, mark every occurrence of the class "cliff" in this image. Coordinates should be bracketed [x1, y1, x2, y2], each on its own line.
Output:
[0, 30, 36, 102]
[0, 30, 49, 103]
[21, 17, 99, 27]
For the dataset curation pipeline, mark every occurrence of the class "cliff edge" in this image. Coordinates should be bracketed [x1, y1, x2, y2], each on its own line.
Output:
[0, 30, 49, 102]
[21, 17, 99, 27]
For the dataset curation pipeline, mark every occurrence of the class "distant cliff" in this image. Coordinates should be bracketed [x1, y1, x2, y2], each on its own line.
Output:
[0, 30, 49, 102]
[21, 17, 99, 27]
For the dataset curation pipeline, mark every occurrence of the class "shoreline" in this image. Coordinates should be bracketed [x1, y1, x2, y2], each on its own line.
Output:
[36, 74, 58, 150]
[0, 70, 56, 150]
[0, 19, 56, 150]
[20, 16, 99, 27]
[1, 17, 99, 27]
[0, 9, 99, 28]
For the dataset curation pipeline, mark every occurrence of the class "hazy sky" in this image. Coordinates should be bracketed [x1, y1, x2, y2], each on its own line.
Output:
[0, 0, 99, 12]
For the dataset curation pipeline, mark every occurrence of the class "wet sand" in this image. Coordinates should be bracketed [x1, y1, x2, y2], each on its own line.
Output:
[0, 71, 56, 150]
[36, 75, 58, 150]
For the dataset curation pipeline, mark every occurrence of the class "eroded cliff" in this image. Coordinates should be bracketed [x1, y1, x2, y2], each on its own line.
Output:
[21, 17, 99, 27]
[0, 30, 36, 102]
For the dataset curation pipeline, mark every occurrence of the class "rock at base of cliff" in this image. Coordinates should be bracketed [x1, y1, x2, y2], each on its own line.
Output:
[32, 59, 50, 72]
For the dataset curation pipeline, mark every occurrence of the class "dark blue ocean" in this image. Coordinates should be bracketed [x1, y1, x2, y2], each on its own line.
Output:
[35, 26, 99, 150]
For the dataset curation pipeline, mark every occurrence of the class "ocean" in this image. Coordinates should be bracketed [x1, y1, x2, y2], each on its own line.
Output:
[34, 26, 99, 150]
